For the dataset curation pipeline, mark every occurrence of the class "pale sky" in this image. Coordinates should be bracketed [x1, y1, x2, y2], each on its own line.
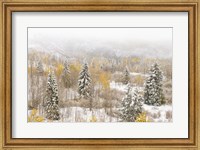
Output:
[28, 28, 172, 58]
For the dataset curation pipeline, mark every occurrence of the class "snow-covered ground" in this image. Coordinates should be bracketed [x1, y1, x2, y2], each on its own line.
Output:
[29, 107, 119, 122]
[115, 71, 148, 77]
[143, 104, 172, 122]
[109, 72, 172, 123]
[130, 72, 148, 77]
[110, 81, 127, 92]
[29, 104, 172, 123]
[59, 107, 118, 122]
[28, 72, 172, 123]
[110, 81, 144, 92]
[110, 71, 147, 92]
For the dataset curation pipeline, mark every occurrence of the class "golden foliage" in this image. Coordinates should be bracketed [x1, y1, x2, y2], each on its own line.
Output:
[99, 72, 110, 90]
[28, 66, 36, 75]
[28, 109, 45, 122]
[56, 64, 64, 76]
[131, 57, 140, 63]
[135, 112, 148, 122]
[89, 59, 102, 84]
[28, 67, 31, 75]
[134, 75, 144, 86]
[43, 55, 49, 64]
[70, 63, 81, 72]
[44, 67, 51, 76]
[28, 116, 32, 122]
[90, 115, 97, 122]
[31, 108, 37, 116]
[34, 116, 45, 122]
[90, 66, 101, 84]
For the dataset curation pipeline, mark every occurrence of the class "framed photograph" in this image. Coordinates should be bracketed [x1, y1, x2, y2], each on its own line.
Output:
[0, 0, 199, 149]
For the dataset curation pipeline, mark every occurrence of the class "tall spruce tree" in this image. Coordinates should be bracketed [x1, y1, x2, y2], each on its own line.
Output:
[45, 71, 60, 120]
[122, 67, 130, 85]
[119, 85, 143, 122]
[78, 63, 92, 99]
[144, 63, 164, 106]
[62, 60, 71, 88]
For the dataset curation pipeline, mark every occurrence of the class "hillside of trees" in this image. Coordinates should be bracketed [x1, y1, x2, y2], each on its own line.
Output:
[28, 50, 172, 122]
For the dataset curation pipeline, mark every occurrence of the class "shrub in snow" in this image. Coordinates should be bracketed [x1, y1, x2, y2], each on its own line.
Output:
[28, 108, 45, 122]
[144, 63, 165, 106]
[45, 71, 60, 120]
[78, 63, 92, 99]
[62, 60, 71, 88]
[122, 67, 130, 85]
[135, 112, 148, 122]
[119, 84, 143, 122]
[90, 115, 97, 122]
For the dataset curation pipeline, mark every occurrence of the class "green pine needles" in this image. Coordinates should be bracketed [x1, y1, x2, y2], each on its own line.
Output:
[144, 63, 165, 106]
[45, 71, 60, 120]
[119, 84, 143, 122]
[78, 63, 92, 99]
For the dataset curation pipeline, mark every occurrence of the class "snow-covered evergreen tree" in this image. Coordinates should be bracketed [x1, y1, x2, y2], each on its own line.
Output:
[119, 85, 143, 122]
[132, 89, 143, 120]
[62, 60, 71, 88]
[78, 63, 92, 99]
[45, 71, 60, 120]
[122, 67, 130, 85]
[36, 60, 44, 75]
[144, 63, 164, 106]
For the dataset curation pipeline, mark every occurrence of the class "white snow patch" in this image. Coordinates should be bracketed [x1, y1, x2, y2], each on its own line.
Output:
[59, 107, 119, 122]
[130, 72, 148, 77]
[110, 81, 143, 92]
[28, 104, 172, 123]
[115, 71, 148, 77]
[143, 104, 172, 122]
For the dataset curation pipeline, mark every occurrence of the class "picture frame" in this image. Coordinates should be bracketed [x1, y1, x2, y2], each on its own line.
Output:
[0, 0, 199, 149]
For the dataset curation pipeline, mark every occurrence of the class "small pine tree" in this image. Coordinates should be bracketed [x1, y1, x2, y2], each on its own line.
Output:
[122, 67, 130, 85]
[119, 85, 143, 122]
[144, 63, 164, 106]
[36, 60, 44, 75]
[45, 71, 60, 120]
[78, 63, 92, 99]
[62, 60, 71, 88]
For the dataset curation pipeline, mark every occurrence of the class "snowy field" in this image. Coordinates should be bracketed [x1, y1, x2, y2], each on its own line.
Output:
[59, 104, 172, 122]
[110, 81, 144, 92]
[29, 104, 172, 123]
[28, 71, 172, 123]
[143, 104, 172, 122]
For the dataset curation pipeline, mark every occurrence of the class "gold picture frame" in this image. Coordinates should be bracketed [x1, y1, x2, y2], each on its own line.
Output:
[0, 0, 199, 149]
